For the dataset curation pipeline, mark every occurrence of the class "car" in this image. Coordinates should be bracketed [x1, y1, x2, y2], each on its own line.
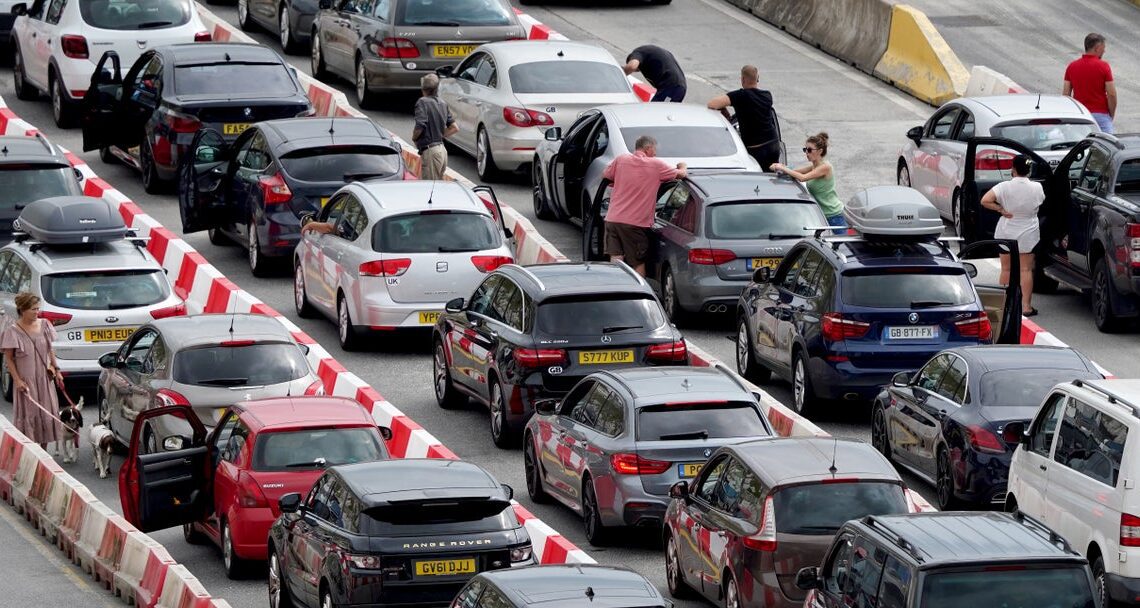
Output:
[0, 133, 85, 244]
[663, 437, 912, 608]
[1007, 378, 1140, 606]
[268, 459, 534, 608]
[96, 313, 323, 447]
[436, 40, 640, 182]
[79, 43, 313, 194]
[179, 117, 407, 276]
[795, 511, 1096, 608]
[293, 180, 514, 350]
[531, 103, 762, 260]
[236, 0, 318, 54]
[452, 564, 670, 608]
[648, 171, 826, 322]
[871, 345, 1102, 510]
[897, 94, 1096, 236]
[735, 187, 1022, 416]
[117, 396, 392, 578]
[0, 196, 184, 402]
[523, 367, 773, 545]
[309, 0, 526, 107]
[432, 262, 689, 448]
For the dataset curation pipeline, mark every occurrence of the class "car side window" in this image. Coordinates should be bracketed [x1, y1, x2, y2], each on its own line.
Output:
[793, 250, 824, 297]
[1029, 393, 1066, 457]
[500, 284, 523, 330]
[1063, 145, 1090, 186]
[0, 255, 26, 293]
[451, 579, 485, 608]
[133, 55, 164, 96]
[12, 260, 30, 294]
[656, 182, 688, 224]
[236, 132, 271, 172]
[814, 262, 837, 304]
[935, 355, 968, 404]
[822, 533, 855, 595]
[141, 335, 166, 374]
[326, 479, 348, 529]
[572, 384, 609, 428]
[775, 249, 807, 292]
[124, 329, 157, 368]
[563, 112, 599, 147]
[0, 251, 12, 285]
[712, 459, 747, 514]
[588, 119, 609, 159]
[1053, 398, 1113, 485]
[476, 586, 511, 608]
[1078, 146, 1111, 193]
[1095, 410, 1128, 487]
[212, 413, 239, 460]
[487, 278, 521, 328]
[310, 475, 333, 520]
[456, 54, 485, 82]
[955, 112, 975, 141]
[877, 555, 914, 608]
[694, 456, 729, 502]
[914, 354, 950, 393]
[44, 0, 65, 25]
[320, 195, 348, 224]
[474, 56, 497, 88]
[222, 421, 251, 464]
[734, 471, 763, 524]
[594, 393, 624, 436]
[467, 275, 501, 317]
[672, 188, 700, 233]
[336, 197, 364, 241]
[558, 381, 595, 416]
[928, 108, 960, 140]
[372, 0, 389, 18]
[843, 539, 887, 608]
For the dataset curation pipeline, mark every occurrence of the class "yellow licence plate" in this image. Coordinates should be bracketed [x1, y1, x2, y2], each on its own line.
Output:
[578, 349, 635, 365]
[432, 44, 477, 58]
[679, 463, 704, 478]
[85, 327, 137, 343]
[223, 123, 251, 135]
[418, 311, 441, 325]
[749, 257, 782, 270]
[414, 558, 476, 576]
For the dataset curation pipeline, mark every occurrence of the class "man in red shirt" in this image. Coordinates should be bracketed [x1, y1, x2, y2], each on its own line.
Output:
[602, 135, 687, 276]
[1064, 33, 1117, 133]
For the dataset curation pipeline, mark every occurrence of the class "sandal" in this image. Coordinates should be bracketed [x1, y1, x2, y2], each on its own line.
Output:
[1023, 308, 1039, 317]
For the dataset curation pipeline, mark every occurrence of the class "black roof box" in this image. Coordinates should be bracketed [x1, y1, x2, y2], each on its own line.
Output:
[843, 186, 944, 239]
[15, 196, 128, 245]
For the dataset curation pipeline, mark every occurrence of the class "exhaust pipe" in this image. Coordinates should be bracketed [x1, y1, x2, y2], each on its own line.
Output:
[843, 392, 860, 400]
[706, 304, 728, 313]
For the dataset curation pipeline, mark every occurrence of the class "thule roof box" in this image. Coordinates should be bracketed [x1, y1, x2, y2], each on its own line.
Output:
[843, 186, 944, 240]
[13, 196, 128, 245]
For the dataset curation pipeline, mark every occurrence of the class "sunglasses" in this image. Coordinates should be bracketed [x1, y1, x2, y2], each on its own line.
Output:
[802, 147, 817, 154]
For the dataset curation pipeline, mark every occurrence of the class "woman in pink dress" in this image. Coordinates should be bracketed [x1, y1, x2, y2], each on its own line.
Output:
[2, 292, 63, 448]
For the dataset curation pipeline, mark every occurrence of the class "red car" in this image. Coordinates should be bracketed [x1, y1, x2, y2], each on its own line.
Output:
[118, 396, 392, 578]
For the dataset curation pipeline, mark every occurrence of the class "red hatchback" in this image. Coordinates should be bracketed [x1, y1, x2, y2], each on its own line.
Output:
[118, 396, 392, 578]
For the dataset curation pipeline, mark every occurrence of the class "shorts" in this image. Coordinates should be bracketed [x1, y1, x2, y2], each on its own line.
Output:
[651, 84, 687, 102]
[605, 222, 649, 266]
[747, 142, 781, 171]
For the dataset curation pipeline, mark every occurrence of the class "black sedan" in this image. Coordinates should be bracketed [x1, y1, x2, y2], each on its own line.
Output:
[80, 43, 313, 194]
[452, 565, 669, 608]
[179, 117, 407, 276]
[871, 345, 1103, 510]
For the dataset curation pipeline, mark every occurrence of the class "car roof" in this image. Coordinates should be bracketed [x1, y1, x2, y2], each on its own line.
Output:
[685, 171, 814, 202]
[958, 94, 1092, 121]
[150, 313, 295, 349]
[233, 396, 373, 432]
[259, 117, 393, 155]
[160, 42, 283, 66]
[502, 262, 654, 301]
[728, 437, 900, 485]
[335, 459, 499, 501]
[13, 239, 160, 273]
[0, 135, 68, 165]
[352, 181, 486, 214]
[482, 565, 660, 606]
[598, 103, 729, 129]
[947, 345, 1095, 373]
[483, 40, 620, 69]
[595, 367, 749, 404]
[1071, 378, 1140, 412]
[816, 239, 960, 270]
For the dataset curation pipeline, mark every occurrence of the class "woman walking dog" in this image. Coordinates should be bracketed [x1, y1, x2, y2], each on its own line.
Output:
[2, 292, 64, 451]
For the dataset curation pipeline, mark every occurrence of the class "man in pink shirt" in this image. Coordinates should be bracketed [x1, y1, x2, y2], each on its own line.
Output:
[602, 135, 687, 276]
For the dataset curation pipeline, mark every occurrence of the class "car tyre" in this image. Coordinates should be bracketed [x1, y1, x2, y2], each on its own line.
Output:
[665, 533, 694, 598]
[1092, 555, 1111, 608]
[476, 126, 501, 182]
[207, 227, 229, 246]
[896, 161, 910, 187]
[140, 140, 167, 195]
[248, 219, 271, 277]
[13, 45, 37, 101]
[662, 268, 690, 325]
[581, 191, 605, 261]
[237, 0, 255, 31]
[310, 31, 329, 80]
[582, 477, 611, 546]
[532, 160, 555, 220]
[736, 316, 770, 383]
[50, 71, 77, 128]
[321, 587, 340, 608]
[222, 521, 247, 579]
[293, 262, 317, 318]
[871, 402, 892, 462]
[952, 189, 969, 240]
[433, 340, 466, 409]
[935, 448, 959, 510]
[792, 350, 815, 417]
[1093, 257, 1125, 333]
[523, 436, 550, 503]
[279, 4, 301, 54]
[724, 574, 741, 608]
[182, 522, 207, 545]
[337, 295, 364, 351]
[268, 549, 295, 608]
[488, 378, 516, 449]
[1, 360, 11, 403]
[355, 58, 377, 109]
[99, 146, 117, 165]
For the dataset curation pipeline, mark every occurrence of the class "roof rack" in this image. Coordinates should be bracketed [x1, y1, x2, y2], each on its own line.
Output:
[612, 260, 648, 287]
[1071, 379, 1140, 418]
[1089, 132, 1125, 150]
[1011, 510, 1075, 554]
[33, 132, 55, 155]
[510, 264, 546, 291]
[862, 516, 925, 563]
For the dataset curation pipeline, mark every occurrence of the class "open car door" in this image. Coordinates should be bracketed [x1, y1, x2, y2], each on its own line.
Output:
[81, 51, 123, 153]
[958, 137, 1054, 243]
[118, 404, 209, 532]
[471, 185, 515, 248]
[178, 128, 231, 234]
[958, 238, 1022, 344]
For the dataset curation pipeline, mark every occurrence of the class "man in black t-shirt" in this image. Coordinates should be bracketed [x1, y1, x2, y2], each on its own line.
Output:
[708, 65, 780, 170]
[624, 44, 687, 102]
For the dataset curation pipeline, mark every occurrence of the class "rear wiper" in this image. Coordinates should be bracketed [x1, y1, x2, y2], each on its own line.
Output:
[285, 458, 327, 468]
[1050, 141, 1080, 150]
[438, 246, 480, 252]
[767, 233, 807, 239]
[910, 300, 954, 309]
[411, 20, 461, 26]
[659, 430, 709, 440]
[196, 377, 249, 387]
[343, 172, 391, 182]
[601, 324, 643, 333]
[136, 20, 173, 28]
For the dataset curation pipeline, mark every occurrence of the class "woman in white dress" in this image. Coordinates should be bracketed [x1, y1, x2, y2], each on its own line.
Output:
[980, 155, 1044, 317]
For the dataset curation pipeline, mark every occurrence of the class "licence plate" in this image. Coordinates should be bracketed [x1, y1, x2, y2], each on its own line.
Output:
[432, 44, 477, 58]
[414, 558, 476, 576]
[320, 197, 330, 207]
[418, 311, 441, 325]
[223, 123, 251, 135]
[578, 349, 635, 365]
[748, 257, 781, 270]
[886, 326, 938, 340]
[679, 462, 703, 478]
[85, 327, 137, 343]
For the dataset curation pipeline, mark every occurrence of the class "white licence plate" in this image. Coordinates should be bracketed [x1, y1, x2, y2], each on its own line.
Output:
[887, 326, 938, 340]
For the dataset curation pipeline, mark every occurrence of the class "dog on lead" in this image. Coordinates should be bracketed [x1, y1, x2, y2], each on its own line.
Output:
[56, 397, 84, 464]
[89, 424, 115, 478]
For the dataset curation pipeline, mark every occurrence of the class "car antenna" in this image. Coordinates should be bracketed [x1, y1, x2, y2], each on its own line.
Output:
[829, 437, 839, 474]
[1035, 92, 1041, 111]
[427, 179, 435, 206]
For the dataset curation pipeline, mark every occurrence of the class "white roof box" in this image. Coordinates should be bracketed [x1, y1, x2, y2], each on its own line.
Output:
[843, 186, 943, 239]
[15, 196, 128, 245]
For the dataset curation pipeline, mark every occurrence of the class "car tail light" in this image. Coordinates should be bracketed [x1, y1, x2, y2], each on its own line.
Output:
[955, 312, 992, 341]
[743, 496, 777, 552]
[258, 172, 293, 207]
[220, 340, 256, 347]
[375, 37, 419, 59]
[37, 310, 72, 326]
[194, 31, 212, 42]
[509, 544, 532, 563]
[688, 249, 736, 265]
[646, 340, 687, 363]
[346, 554, 381, 569]
[1121, 513, 1140, 547]
[360, 259, 411, 277]
[165, 110, 201, 134]
[821, 313, 870, 341]
[513, 348, 567, 368]
[610, 453, 671, 475]
[975, 149, 1015, 171]
[304, 380, 325, 396]
[502, 107, 554, 128]
[60, 35, 88, 59]
[471, 255, 512, 273]
[154, 388, 189, 407]
[966, 424, 1006, 454]
[150, 303, 186, 320]
[237, 471, 268, 508]
[1127, 223, 1140, 270]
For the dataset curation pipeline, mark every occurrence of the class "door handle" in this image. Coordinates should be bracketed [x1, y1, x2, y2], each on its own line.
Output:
[486, 329, 498, 340]
[1039, 464, 1047, 471]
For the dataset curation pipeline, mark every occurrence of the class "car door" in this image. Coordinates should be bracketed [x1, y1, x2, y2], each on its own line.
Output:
[776, 249, 824, 373]
[207, 413, 248, 539]
[1064, 143, 1112, 273]
[325, 0, 361, 74]
[111, 329, 161, 433]
[288, 475, 331, 607]
[326, 196, 367, 315]
[1013, 392, 1067, 521]
[304, 194, 350, 314]
[480, 277, 523, 403]
[541, 380, 595, 499]
[117, 404, 208, 532]
[675, 454, 730, 601]
[812, 532, 855, 608]
[750, 247, 807, 373]
[229, 130, 274, 238]
[563, 382, 610, 503]
[80, 51, 126, 153]
[1038, 142, 1091, 269]
[1045, 397, 1122, 549]
[446, 275, 500, 393]
[178, 128, 232, 234]
[958, 137, 1053, 242]
[945, 106, 975, 200]
[653, 182, 701, 295]
[893, 353, 950, 472]
[648, 181, 682, 283]
[550, 111, 601, 216]
[918, 106, 962, 215]
[444, 52, 487, 152]
[114, 54, 164, 156]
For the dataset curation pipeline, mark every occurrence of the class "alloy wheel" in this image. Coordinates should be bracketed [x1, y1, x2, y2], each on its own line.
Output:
[294, 265, 306, 313]
[51, 76, 64, 125]
[793, 357, 807, 413]
[279, 8, 291, 49]
[666, 536, 685, 596]
[223, 524, 234, 572]
[268, 553, 283, 608]
[532, 161, 549, 218]
[248, 223, 261, 273]
[476, 129, 489, 177]
[524, 441, 546, 502]
[355, 61, 367, 105]
[897, 163, 910, 187]
[936, 451, 954, 509]
[725, 577, 740, 608]
[871, 406, 889, 459]
[1093, 265, 1111, 329]
[583, 482, 599, 540]
[663, 271, 679, 320]
[322, 591, 332, 608]
[99, 397, 111, 426]
[489, 382, 504, 440]
[237, 0, 248, 26]
[1, 362, 11, 401]
[432, 345, 448, 401]
[736, 321, 750, 373]
[338, 299, 350, 344]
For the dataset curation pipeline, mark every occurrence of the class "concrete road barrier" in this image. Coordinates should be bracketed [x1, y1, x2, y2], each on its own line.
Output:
[873, 4, 969, 105]
[964, 65, 1027, 97]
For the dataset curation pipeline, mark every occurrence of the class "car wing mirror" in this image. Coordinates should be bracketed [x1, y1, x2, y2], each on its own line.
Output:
[891, 371, 912, 387]
[501, 483, 513, 500]
[534, 398, 558, 416]
[377, 425, 393, 441]
[300, 212, 315, 228]
[445, 297, 465, 313]
[668, 480, 689, 500]
[906, 125, 923, 145]
[10, 2, 26, 15]
[98, 352, 120, 369]
[752, 267, 772, 284]
[1001, 421, 1026, 445]
[278, 492, 303, 514]
[545, 126, 563, 141]
[435, 65, 454, 78]
[795, 566, 821, 590]
[963, 261, 978, 279]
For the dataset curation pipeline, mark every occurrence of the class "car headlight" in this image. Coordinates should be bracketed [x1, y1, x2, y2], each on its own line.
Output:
[509, 544, 532, 564]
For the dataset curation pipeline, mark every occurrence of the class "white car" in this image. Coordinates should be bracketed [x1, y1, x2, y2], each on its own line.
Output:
[11, 0, 210, 128]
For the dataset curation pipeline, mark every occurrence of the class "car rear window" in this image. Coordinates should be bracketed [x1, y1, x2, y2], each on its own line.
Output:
[620, 127, 739, 158]
[396, 0, 512, 26]
[536, 296, 665, 336]
[372, 211, 501, 253]
[1117, 159, 1140, 193]
[280, 146, 401, 182]
[358, 499, 516, 536]
[0, 165, 76, 211]
[990, 120, 1096, 152]
[253, 428, 383, 471]
[174, 64, 297, 97]
[705, 201, 821, 240]
[979, 369, 1100, 408]
[172, 342, 309, 387]
[921, 566, 1094, 608]
[841, 269, 975, 308]
[79, 0, 192, 30]
[42, 270, 169, 311]
[772, 481, 906, 534]
[508, 61, 630, 95]
[636, 402, 767, 441]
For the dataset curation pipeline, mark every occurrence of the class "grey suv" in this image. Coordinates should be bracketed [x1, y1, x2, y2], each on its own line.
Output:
[0, 134, 83, 244]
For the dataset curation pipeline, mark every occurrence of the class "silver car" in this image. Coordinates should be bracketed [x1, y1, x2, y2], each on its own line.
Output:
[897, 94, 1097, 236]
[96, 313, 322, 447]
[437, 40, 641, 182]
[531, 103, 761, 260]
[293, 180, 514, 350]
[523, 367, 773, 546]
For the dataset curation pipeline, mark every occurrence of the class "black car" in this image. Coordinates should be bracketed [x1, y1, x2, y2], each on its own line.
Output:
[432, 262, 689, 448]
[872, 345, 1103, 510]
[452, 565, 670, 608]
[268, 459, 533, 608]
[236, 0, 319, 54]
[0, 133, 84, 243]
[79, 43, 313, 194]
[179, 117, 406, 276]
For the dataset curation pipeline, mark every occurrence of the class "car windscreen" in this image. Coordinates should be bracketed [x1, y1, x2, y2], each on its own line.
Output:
[396, 0, 512, 26]
[705, 201, 821, 239]
[979, 369, 1100, 408]
[841, 269, 975, 308]
[42, 270, 169, 311]
[174, 63, 296, 97]
[358, 498, 515, 536]
[79, 0, 192, 29]
[0, 165, 76, 212]
[253, 428, 383, 471]
[636, 402, 768, 441]
[1117, 159, 1140, 193]
[536, 296, 665, 336]
[772, 481, 906, 534]
[920, 566, 1095, 608]
[990, 120, 1096, 152]
[172, 342, 309, 387]
[280, 146, 402, 182]
[620, 127, 739, 158]
[372, 211, 501, 253]
[509, 61, 630, 94]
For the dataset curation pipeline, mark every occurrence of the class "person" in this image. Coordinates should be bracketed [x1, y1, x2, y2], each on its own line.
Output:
[623, 45, 687, 102]
[2, 293, 62, 450]
[602, 135, 688, 276]
[1064, 33, 1116, 134]
[770, 133, 844, 233]
[412, 73, 458, 180]
[981, 155, 1043, 317]
[707, 65, 780, 170]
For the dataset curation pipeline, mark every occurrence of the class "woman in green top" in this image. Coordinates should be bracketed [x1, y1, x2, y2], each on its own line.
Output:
[771, 132, 844, 234]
